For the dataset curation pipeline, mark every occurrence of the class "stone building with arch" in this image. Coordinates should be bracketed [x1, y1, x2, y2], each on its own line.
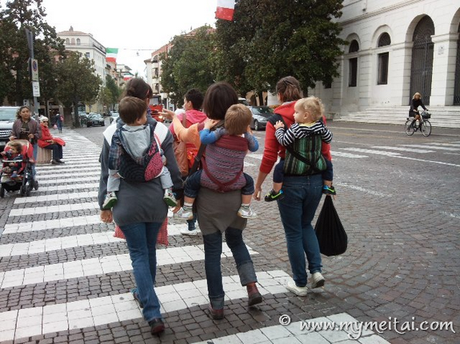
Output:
[309, 0, 460, 123]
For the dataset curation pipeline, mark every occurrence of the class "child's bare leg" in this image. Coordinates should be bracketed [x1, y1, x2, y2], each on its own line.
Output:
[241, 194, 252, 206]
[273, 182, 283, 193]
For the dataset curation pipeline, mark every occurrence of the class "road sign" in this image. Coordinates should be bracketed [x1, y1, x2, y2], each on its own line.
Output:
[32, 81, 40, 97]
[31, 59, 39, 81]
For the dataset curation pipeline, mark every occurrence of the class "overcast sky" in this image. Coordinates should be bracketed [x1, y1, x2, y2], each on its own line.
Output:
[1, 0, 218, 76]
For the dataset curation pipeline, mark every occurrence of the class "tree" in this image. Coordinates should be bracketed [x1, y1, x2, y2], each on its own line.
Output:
[161, 26, 215, 107]
[214, 0, 346, 95]
[105, 75, 121, 110]
[55, 52, 101, 127]
[0, 0, 66, 106]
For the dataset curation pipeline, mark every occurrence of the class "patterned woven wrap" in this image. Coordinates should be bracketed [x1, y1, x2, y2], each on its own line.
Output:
[283, 135, 326, 176]
[118, 126, 163, 182]
[200, 135, 248, 192]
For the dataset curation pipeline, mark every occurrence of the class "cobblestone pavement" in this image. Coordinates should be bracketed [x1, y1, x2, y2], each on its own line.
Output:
[0, 121, 459, 344]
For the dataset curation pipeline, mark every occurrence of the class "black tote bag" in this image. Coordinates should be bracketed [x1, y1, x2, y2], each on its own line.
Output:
[314, 196, 348, 256]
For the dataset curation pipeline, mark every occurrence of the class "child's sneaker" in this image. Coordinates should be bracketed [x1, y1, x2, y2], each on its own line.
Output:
[264, 189, 284, 202]
[174, 206, 194, 221]
[163, 189, 177, 207]
[322, 185, 336, 196]
[102, 192, 117, 210]
[238, 205, 258, 219]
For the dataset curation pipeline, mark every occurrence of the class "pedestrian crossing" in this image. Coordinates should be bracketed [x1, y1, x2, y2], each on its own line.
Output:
[0, 130, 411, 343]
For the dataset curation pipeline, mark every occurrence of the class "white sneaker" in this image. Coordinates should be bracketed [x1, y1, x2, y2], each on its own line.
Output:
[285, 280, 308, 296]
[174, 206, 193, 221]
[102, 192, 117, 210]
[311, 272, 325, 289]
[237, 205, 258, 219]
[180, 227, 199, 236]
[163, 189, 177, 207]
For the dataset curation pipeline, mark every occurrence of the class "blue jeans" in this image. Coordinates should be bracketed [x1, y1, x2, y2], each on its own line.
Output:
[277, 174, 323, 287]
[203, 227, 257, 309]
[120, 222, 162, 322]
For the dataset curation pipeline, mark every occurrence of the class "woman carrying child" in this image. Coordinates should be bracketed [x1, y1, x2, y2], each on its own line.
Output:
[162, 82, 263, 320]
[98, 78, 183, 336]
[254, 76, 333, 297]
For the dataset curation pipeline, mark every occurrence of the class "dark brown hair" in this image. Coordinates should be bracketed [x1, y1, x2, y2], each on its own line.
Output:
[119, 96, 147, 124]
[276, 76, 302, 102]
[202, 82, 238, 120]
[224, 104, 252, 135]
[123, 78, 153, 100]
[16, 106, 31, 119]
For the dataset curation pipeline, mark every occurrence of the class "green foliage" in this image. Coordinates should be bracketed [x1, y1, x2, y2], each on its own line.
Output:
[214, 0, 346, 94]
[160, 26, 215, 107]
[105, 75, 121, 107]
[0, 0, 66, 105]
[55, 52, 101, 127]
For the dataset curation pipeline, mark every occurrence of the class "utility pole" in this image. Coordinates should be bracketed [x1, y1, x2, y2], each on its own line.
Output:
[25, 28, 40, 115]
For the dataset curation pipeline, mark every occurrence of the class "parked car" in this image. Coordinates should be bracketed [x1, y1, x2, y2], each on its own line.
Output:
[86, 113, 105, 127]
[0, 106, 19, 151]
[248, 106, 273, 131]
[238, 97, 249, 106]
[109, 112, 119, 124]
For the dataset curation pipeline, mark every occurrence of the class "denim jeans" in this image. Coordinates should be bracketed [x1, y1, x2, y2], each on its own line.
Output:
[44, 144, 63, 160]
[203, 227, 257, 309]
[120, 222, 162, 322]
[277, 174, 323, 287]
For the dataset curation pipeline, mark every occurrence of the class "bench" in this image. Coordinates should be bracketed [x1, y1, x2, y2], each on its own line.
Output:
[36, 147, 52, 164]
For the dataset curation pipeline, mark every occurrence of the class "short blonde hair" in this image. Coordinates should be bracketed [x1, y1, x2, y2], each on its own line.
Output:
[224, 104, 252, 136]
[295, 96, 325, 122]
[413, 92, 422, 99]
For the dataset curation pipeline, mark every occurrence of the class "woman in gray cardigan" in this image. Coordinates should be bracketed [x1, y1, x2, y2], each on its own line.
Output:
[99, 78, 183, 336]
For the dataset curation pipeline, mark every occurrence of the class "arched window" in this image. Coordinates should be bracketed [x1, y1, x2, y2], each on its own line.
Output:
[76, 38, 81, 45]
[348, 40, 359, 87]
[377, 33, 391, 85]
[65, 38, 70, 45]
[71, 38, 75, 45]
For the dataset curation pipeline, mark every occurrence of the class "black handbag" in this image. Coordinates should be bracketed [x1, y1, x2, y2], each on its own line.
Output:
[314, 196, 347, 256]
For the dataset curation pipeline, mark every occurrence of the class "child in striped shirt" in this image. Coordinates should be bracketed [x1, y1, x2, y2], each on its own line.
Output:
[265, 96, 334, 202]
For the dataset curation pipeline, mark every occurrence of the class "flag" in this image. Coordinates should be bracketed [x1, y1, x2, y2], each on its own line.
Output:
[106, 48, 118, 64]
[216, 0, 235, 21]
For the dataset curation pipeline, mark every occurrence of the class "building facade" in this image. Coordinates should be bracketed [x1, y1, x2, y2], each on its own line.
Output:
[309, 0, 460, 115]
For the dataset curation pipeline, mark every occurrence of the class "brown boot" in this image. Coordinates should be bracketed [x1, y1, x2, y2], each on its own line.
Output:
[247, 282, 262, 306]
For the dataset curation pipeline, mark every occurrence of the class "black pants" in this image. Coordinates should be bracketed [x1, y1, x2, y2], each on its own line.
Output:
[44, 144, 63, 160]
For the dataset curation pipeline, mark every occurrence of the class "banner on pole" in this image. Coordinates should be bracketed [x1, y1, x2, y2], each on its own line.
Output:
[216, 0, 235, 21]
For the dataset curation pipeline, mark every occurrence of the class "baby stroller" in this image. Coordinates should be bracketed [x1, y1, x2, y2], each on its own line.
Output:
[0, 139, 37, 197]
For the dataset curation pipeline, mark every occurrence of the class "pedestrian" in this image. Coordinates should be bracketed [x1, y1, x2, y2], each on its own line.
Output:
[168, 88, 208, 236]
[265, 96, 335, 202]
[98, 77, 183, 336]
[166, 82, 263, 320]
[37, 117, 66, 165]
[55, 112, 63, 133]
[9, 105, 40, 185]
[254, 76, 332, 296]
[101, 96, 177, 210]
[174, 103, 259, 221]
[408, 92, 428, 130]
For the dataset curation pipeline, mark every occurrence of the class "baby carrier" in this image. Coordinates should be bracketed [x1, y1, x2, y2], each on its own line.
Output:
[115, 124, 164, 182]
[200, 134, 248, 192]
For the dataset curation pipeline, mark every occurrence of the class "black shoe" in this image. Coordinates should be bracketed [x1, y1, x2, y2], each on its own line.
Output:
[149, 318, 165, 335]
[322, 185, 336, 195]
[264, 189, 284, 202]
[56, 159, 65, 164]
[33, 180, 39, 190]
[51, 160, 59, 165]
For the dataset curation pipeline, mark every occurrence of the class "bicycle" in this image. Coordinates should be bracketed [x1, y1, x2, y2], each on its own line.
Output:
[404, 110, 432, 137]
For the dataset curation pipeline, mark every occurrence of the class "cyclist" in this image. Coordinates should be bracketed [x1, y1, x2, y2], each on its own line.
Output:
[409, 92, 428, 130]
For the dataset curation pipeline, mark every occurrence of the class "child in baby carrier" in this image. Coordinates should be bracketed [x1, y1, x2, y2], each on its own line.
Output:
[174, 104, 259, 220]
